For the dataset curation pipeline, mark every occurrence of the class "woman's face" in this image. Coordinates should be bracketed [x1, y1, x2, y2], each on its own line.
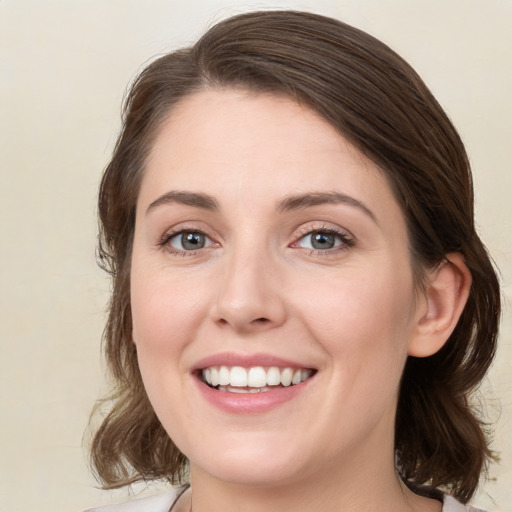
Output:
[131, 89, 424, 487]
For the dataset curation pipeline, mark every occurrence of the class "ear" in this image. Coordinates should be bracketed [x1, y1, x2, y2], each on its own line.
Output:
[408, 253, 472, 357]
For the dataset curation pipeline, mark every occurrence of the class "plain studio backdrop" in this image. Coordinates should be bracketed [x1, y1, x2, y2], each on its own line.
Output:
[0, 1, 510, 511]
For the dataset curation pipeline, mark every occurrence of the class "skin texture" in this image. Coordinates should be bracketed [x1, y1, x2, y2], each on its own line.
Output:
[131, 89, 470, 512]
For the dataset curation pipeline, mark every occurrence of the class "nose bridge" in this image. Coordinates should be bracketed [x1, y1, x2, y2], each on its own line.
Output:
[213, 233, 285, 331]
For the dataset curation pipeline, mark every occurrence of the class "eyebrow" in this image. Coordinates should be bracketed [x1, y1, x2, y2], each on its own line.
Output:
[277, 192, 377, 222]
[146, 190, 376, 223]
[146, 191, 219, 214]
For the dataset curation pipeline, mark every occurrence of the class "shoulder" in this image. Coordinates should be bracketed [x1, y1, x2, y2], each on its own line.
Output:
[81, 488, 180, 512]
[443, 494, 486, 512]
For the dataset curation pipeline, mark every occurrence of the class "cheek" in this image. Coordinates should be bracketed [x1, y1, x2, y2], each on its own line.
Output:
[299, 267, 416, 380]
[131, 264, 205, 352]
[276, 266, 418, 454]
[130, 271, 203, 443]
[129, 257, 209, 412]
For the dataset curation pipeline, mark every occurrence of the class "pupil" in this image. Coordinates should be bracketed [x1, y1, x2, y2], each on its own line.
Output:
[312, 232, 334, 249]
[182, 232, 205, 250]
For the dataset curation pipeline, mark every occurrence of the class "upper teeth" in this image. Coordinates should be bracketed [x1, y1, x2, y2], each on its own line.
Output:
[202, 366, 313, 388]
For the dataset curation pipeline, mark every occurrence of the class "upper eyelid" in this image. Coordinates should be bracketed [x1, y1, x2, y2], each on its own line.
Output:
[164, 229, 212, 242]
[292, 222, 353, 240]
[159, 229, 218, 256]
[157, 221, 354, 247]
[159, 223, 218, 243]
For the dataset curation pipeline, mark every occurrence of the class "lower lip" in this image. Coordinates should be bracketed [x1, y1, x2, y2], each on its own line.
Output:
[194, 376, 313, 414]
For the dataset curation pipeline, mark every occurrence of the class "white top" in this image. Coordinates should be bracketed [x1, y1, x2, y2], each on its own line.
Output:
[82, 489, 179, 512]
[82, 488, 485, 512]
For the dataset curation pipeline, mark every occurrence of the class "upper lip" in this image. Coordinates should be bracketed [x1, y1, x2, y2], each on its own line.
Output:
[191, 352, 315, 372]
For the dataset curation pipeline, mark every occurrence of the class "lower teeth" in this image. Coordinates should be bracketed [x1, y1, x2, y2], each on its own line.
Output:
[216, 385, 280, 393]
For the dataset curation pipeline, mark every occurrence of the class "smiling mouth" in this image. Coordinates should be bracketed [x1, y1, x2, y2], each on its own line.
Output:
[199, 366, 316, 393]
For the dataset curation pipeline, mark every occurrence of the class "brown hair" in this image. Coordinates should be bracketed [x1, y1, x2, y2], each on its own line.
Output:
[91, 10, 500, 502]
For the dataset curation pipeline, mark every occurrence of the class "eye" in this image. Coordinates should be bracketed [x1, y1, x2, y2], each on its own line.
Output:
[168, 231, 213, 251]
[294, 228, 353, 252]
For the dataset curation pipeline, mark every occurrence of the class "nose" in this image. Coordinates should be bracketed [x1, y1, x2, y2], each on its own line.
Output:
[212, 245, 287, 333]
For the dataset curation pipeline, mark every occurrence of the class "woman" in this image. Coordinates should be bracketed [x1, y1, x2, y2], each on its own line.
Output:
[86, 10, 500, 512]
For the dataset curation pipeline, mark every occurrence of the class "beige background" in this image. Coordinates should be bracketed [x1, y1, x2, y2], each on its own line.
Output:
[0, 1, 510, 511]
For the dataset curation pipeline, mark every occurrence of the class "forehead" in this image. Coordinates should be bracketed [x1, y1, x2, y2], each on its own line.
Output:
[144, 89, 375, 181]
[139, 88, 401, 222]
[148, 89, 354, 168]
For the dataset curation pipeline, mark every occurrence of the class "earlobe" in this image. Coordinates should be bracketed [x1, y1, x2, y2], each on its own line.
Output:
[408, 253, 472, 357]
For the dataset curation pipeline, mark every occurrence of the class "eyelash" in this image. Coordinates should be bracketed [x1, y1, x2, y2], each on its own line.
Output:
[292, 225, 354, 256]
[158, 225, 354, 257]
[158, 228, 217, 256]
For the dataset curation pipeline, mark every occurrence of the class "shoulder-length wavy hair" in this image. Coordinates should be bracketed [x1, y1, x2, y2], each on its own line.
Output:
[90, 10, 500, 503]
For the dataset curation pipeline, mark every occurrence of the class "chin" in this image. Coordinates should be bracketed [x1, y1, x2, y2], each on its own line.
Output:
[187, 434, 310, 487]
